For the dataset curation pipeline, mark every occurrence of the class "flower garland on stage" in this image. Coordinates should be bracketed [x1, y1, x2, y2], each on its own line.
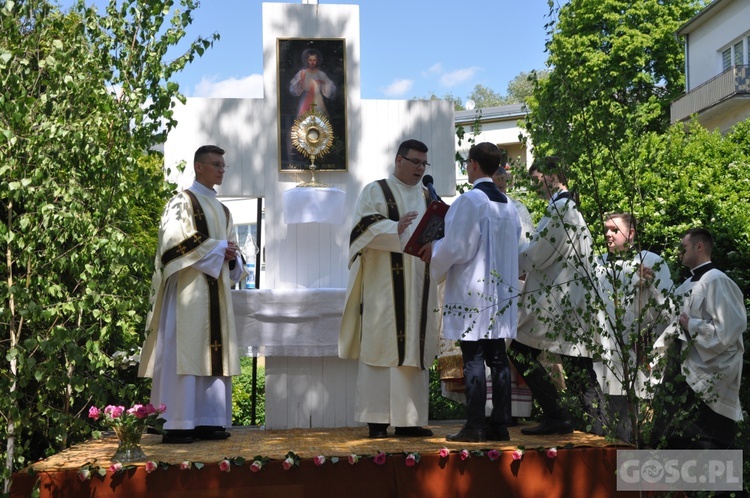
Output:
[76, 444, 564, 480]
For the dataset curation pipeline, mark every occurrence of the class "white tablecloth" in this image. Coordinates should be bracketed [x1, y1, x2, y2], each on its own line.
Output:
[232, 288, 345, 357]
[282, 187, 346, 224]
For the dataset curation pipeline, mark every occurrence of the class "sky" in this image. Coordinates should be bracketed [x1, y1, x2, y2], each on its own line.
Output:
[65, 0, 554, 102]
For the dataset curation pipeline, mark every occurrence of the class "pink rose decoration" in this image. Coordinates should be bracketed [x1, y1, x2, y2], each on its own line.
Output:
[109, 463, 123, 473]
[87, 406, 101, 420]
[144, 404, 157, 415]
[373, 452, 387, 465]
[282, 457, 295, 470]
[313, 455, 325, 466]
[157, 403, 167, 414]
[487, 449, 500, 461]
[460, 449, 470, 461]
[250, 461, 262, 473]
[348, 454, 359, 465]
[219, 459, 231, 472]
[546, 447, 558, 459]
[144, 461, 157, 474]
[78, 469, 90, 481]
[512, 449, 524, 461]
[439, 448, 450, 458]
[179, 461, 191, 471]
[405, 454, 417, 467]
[104, 405, 125, 418]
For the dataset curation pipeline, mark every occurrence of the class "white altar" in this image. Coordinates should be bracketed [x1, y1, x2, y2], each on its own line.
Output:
[232, 289, 358, 429]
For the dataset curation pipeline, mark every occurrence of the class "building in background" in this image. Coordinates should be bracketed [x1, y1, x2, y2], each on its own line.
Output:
[671, 0, 750, 133]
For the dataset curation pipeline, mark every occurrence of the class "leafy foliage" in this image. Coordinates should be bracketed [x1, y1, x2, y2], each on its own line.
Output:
[232, 358, 266, 426]
[0, 0, 217, 490]
[519, 0, 750, 470]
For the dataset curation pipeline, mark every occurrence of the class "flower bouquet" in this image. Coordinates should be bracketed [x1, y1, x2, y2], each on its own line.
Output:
[88, 403, 166, 463]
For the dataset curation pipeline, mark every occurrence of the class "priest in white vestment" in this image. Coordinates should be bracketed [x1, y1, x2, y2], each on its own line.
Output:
[339, 139, 440, 439]
[431, 142, 520, 443]
[651, 228, 745, 449]
[139, 145, 245, 444]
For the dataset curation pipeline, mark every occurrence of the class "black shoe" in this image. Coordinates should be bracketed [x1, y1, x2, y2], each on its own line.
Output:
[368, 423, 389, 439]
[394, 426, 433, 437]
[162, 429, 194, 444]
[521, 418, 574, 436]
[486, 425, 510, 441]
[193, 429, 232, 441]
[446, 426, 486, 442]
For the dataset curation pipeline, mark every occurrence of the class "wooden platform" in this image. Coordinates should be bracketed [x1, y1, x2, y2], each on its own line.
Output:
[11, 422, 640, 498]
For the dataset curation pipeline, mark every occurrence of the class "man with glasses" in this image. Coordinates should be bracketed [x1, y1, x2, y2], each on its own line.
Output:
[340, 139, 440, 439]
[139, 145, 246, 444]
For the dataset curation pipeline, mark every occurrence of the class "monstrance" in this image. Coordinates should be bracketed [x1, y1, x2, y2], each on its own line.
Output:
[290, 106, 334, 187]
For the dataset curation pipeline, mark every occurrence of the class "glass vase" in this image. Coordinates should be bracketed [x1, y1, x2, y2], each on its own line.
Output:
[112, 425, 147, 463]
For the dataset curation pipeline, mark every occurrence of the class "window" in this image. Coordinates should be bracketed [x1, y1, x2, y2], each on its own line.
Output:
[734, 41, 744, 65]
[721, 33, 750, 70]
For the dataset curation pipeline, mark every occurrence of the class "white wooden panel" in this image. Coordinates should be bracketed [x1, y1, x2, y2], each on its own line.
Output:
[264, 356, 289, 429]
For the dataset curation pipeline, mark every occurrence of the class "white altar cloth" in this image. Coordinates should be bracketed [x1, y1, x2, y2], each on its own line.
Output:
[232, 288, 345, 357]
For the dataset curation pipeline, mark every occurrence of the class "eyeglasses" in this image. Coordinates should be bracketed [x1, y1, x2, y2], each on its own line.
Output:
[199, 161, 227, 170]
[399, 155, 430, 168]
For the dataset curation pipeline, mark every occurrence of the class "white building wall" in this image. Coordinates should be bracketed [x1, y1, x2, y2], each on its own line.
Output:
[684, 0, 750, 90]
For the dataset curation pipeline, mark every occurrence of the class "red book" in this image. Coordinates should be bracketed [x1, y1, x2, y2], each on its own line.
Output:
[404, 200, 449, 257]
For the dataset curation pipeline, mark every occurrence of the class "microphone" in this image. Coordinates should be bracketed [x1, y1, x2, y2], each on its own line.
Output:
[422, 175, 442, 202]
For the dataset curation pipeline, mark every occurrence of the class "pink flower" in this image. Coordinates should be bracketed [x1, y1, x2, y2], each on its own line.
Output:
[78, 469, 90, 481]
[459, 449, 470, 461]
[282, 457, 295, 470]
[546, 447, 558, 459]
[179, 461, 191, 471]
[512, 449, 524, 461]
[405, 454, 417, 467]
[144, 461, 158, 474]
[109, 462, 123, 473]
[87, 406, 101, 420]
[219, 459, 231, 473]
[104, 405, 125, 418]
[373, 452, 387, 465]
[250, 461, 263, 473]
[347, 454, 359, 465]
[157, 403, 167, 414]
[134, 405, 150, 419]
[144, 404, 157, 415]
[487, 449, 500, 461]
[439, 447, 450, 458]
[313, 455, 325, 466]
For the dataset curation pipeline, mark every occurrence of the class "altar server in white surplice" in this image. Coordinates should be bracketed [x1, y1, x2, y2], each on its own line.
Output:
[431, 142, 520, 443]
[339, 139, 440, 439]
[650, 228, 746, 449]
[594, 212, 673, 442]
[509, 156, 605, 437]
[139, 145, 245, 444]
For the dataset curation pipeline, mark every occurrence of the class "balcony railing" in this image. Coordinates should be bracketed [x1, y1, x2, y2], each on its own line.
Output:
[671, 65, 750, 123]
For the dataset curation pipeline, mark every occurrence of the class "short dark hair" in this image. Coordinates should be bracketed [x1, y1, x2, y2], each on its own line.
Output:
[195, 145, 225, 163]
[396, 139, 428, 158]
[606, 212, 636, 233]
[468, 142, 502, 176]
[684, 227, 714, 254]
[530, 155, 567, 185]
